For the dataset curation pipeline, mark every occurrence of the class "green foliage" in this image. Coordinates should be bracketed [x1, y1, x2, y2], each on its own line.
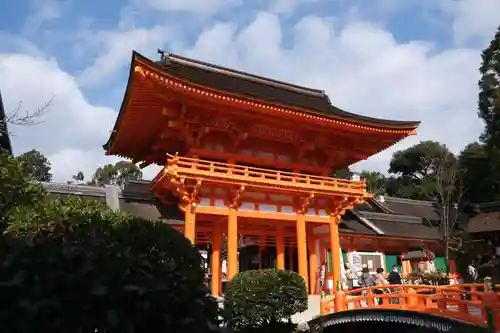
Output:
[479, 25, 500, 148]
[458, 142, 500, 202]
[0, 149, 46, 228]
[89, 160, 143, 188]
[410, 270, 450, 286]
[359, 171, 386, 194]
[331, 167, 352, 180]
[0, 196, 220, 333]
[17, 149, 53, 182]
[224, 269, 307, 332]
[388, 141, 458, 200]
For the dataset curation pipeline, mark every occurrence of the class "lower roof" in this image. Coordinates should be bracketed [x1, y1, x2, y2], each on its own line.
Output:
[42, 180, 442, 241]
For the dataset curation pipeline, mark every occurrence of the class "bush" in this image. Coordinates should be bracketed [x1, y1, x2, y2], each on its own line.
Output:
[0, 196, 220, 333]
[224, 269, 308, 333]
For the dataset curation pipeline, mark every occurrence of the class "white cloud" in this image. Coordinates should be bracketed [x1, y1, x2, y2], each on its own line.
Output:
[1, 2, 490, 183]
[77, 25, 171, 87]
[23, 0, 66, 34]
[0, 53, 114, 181]
[436, 0, 500, 46]
[182, 13, 483, 173]
[141, 0, 242, 16]
[0, 53, 161, 182]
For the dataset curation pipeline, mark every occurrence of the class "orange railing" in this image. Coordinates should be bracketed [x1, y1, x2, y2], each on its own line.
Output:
[321, 284, 500, 329]
[163, 154, 367, 195]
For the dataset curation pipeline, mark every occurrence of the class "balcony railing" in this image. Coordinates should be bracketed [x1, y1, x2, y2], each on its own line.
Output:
[162, 154, 366, 195]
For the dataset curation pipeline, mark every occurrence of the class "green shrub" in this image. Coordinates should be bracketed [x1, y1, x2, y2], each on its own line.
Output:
[0, 196, 220, 333]
[224, 269, 308, 332]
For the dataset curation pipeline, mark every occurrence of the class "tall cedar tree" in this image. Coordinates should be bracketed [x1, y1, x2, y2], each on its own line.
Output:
[479, 25, 500, 147]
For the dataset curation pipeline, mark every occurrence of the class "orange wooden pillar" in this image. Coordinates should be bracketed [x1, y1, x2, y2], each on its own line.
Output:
[211, 221, 221, 297]
[227, 208, 238, 280]
[276, 223, 285, 270]
[259, 235, 266, 269]
[329, 215, 341, 290]
[184, 203, 196, 243]
[296, 214, 309, 292]
[308, 235, 317, 294]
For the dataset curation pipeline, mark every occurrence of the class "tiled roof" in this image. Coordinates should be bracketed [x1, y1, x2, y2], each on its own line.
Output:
[467, 212, 500, 233]
[155, 51, 420, 127]
[356, 211, 441, 240]
[374, 196, 441, 220]
[42, 181, 442, 240]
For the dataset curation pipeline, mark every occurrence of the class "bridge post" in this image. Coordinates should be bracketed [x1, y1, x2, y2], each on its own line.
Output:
[334, 290, 346, 312]
[406, 288, 418, 308]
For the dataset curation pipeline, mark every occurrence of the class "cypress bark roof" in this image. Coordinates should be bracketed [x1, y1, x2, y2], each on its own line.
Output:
[104, 51, 420, 152]
[42, 180, 442, 240]
[155, 51, 420, 128]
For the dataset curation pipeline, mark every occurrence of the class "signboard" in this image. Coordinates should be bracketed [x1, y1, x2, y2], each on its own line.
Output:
[349, 251, 385, 275]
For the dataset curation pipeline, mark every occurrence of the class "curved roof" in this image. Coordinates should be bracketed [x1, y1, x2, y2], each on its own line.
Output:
[154, 50, 420, 128]
[104, 51, 420, 154]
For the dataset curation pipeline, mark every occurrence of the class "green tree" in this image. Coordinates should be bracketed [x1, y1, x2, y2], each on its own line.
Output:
[478, 25, 500, 148]
[72, 171, 85, 183]
[388, 141, 465, 268]
[90, 161, 143, 188]
[0, 150, 45, 229]
[458, 142, 500, 203]
[0, 150, 220, 332]
[331, 167, 352, 180]
[388, 141, 456, 200]
[359, 170, 386, 194]
[17, 149, 52, 182]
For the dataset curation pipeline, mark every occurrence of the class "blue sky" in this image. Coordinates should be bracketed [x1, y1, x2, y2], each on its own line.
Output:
[0, 0, 499, 181]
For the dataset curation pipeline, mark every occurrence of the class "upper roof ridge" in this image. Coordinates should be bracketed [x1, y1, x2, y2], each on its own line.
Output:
[158, 49, 328, 99]
[384, 196, 435, 206]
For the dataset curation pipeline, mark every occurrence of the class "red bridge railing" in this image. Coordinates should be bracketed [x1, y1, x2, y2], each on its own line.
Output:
[321, 284, 500, 329]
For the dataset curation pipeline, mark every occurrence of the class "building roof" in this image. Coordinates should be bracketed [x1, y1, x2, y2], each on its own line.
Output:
[43, 180, 442, 241]
[104, 51, 420, 154]
[155, 51, 420, 128]
[375, 196, 441, 220]
[355, 210, 441, 240]
[466, 212, 500, 233]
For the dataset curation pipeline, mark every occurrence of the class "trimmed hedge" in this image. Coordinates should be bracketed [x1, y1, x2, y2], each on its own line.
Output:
[0, 196, 220, 333]
[224, 269, 308, 332]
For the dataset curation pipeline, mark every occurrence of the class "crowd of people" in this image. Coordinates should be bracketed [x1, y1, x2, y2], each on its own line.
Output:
[343, 264, 402, 290]
[341, 264, 403, 305]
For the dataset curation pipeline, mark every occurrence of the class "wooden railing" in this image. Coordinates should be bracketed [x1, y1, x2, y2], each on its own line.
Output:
[321, 284, 500, 329]
[165, 154, 367, 195]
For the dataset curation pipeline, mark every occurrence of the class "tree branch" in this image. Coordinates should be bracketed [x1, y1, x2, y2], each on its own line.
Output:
[5, 96, 54, 126]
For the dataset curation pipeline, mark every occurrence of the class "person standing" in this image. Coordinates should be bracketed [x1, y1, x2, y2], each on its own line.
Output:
[344, 263, 354, 290]
[387, 265, 402, 304]
[388, 265, 402, 285]
[374, 268, 388, 305]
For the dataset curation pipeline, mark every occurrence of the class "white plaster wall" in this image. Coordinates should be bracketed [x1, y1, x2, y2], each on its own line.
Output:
[291, 294, 321, 324]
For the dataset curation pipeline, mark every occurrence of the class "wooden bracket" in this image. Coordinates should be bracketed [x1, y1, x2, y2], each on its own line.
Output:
[328, 197, 362, 221]
[230, 128, 248, 152]
[175, 177, 203, 207]
[295, 193, 315, 215]
[228, 185, 246, 210]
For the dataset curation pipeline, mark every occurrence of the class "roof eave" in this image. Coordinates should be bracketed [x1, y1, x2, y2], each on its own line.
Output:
[105, 50, 420, 154]
[103, 50, 142, 153]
